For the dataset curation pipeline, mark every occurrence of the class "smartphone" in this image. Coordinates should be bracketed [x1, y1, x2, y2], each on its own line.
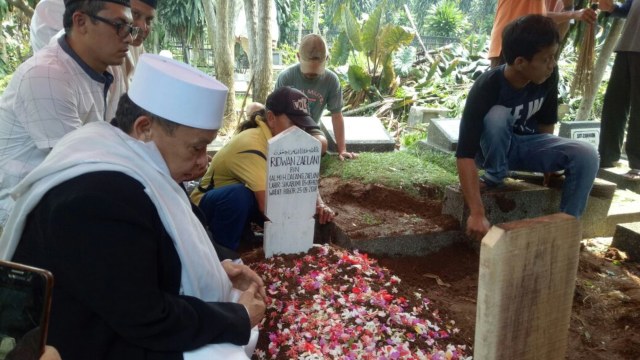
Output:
[0, 261, 53, 360]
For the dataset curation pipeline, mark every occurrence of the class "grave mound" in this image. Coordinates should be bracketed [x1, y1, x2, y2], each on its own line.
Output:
[243, 244, 471, 359]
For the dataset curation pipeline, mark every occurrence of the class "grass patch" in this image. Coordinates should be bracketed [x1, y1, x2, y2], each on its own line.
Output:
[362, 213, 381, 225]
[321, 145, 459, 197]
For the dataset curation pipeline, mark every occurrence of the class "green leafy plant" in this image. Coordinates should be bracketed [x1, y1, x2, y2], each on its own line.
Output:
[275, 43, 298, 66]
[393, 46, 417, 78]
[329, 0, 415, 107]
[426, 0, 469, 38]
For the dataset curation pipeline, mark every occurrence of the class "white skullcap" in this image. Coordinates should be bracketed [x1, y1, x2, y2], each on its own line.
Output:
[129, 54, 228, 130]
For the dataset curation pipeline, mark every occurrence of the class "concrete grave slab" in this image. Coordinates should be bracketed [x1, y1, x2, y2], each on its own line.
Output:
[558, 121, 600, 149]
[508, 172, 617, 237]
[611, 222, 640, 262]
[418, 118, 460, 155]
[314, 221, 467, 257]
[598, 160, 640, 194]
[443, 180, 559, 236]
[264, 126, 322, 257]
[407, 106, 450, 127]
[320, 116, 395, 153]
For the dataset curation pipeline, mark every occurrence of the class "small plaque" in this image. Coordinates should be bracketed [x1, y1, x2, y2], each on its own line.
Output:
[559, 121, 599, 148]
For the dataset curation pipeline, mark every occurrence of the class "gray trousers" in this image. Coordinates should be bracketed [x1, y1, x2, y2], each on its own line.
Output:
[599, 51, 640, 169]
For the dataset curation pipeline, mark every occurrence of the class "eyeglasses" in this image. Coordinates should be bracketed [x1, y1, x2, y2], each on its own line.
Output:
[88, 13, 140, 39]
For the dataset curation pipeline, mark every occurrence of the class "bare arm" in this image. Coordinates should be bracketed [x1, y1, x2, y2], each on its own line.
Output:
[315, 193, 335, 224]
[547, 8, 597, 25]
[331, 112, 358, 160]
[457, 158, 491, 241]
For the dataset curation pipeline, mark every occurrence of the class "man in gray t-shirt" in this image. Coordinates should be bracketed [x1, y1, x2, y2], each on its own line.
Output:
[275, 34, 357, 160]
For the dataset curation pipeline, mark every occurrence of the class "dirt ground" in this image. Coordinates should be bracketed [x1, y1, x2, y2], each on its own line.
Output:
[315, 177, 640, 359]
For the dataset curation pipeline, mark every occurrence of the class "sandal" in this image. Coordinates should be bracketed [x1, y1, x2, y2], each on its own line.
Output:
[622, 169, 640, 181]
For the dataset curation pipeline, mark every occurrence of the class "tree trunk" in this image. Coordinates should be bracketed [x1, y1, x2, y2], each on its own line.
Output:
[253, 0, 273, 103]
[312, 0, 319, 34]
[0, 32, 7, 66]
[152, 29, 159, 54]
[7, 0, 34, 18]
[244, 0, 258, 75]
[180, 35, 190, 64]
[297, 0, 304, 44]
[213, 0, 236, 126]
[202, 0, 218, 73]
[575, 18, 623, 121]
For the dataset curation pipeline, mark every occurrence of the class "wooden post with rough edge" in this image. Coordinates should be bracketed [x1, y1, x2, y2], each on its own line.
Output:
[474, 213, 581, 360]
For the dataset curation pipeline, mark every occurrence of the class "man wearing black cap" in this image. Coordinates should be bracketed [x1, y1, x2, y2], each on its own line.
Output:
[191, 86, 335, 251]
[0, 0, 137, 233]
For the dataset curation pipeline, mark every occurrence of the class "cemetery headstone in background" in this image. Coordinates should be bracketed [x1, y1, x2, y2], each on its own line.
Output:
[611, 222, 640, 262]
[418, 118, 460, 154]
[558, 121, 600, 148]
[407, 106, 450, 127]
[320, 116, 395, 153]
[264, 126, 322, 258]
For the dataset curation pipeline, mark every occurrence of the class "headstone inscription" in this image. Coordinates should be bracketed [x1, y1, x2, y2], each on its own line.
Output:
[558, 121, 600, 148]
[264, 126, 322, 258]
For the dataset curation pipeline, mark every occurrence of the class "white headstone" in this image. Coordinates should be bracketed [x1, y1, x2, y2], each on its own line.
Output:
[264, 126, 322, 257]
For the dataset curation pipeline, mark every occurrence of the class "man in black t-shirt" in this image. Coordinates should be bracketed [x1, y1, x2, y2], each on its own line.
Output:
[456, 15, 599, 241]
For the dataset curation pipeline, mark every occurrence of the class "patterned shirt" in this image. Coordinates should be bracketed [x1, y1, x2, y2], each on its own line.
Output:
[0, 36, 113, 225]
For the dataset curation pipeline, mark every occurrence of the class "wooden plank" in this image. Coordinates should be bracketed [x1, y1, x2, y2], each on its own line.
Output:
[474, 213, 581, 360]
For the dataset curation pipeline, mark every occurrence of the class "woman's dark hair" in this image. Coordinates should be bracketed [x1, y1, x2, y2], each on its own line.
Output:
[235, 108, 267, 134]
[111, 93, 179, 135]
[502, 14, 559, 65]
[63, 1, 107, 33]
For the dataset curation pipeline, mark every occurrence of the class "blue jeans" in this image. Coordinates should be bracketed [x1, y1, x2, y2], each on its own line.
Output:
[476, 105, 599, 218]
[198, 183, 263, 250]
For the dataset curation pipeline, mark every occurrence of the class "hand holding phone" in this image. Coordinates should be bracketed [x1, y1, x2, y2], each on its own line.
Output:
[0, 261, 53, 360]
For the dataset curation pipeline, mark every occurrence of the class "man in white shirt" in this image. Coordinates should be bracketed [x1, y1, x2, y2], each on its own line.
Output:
[0, 0, 136, 230]
[106, 0, 157, 120]
[29, 0, 157, 122]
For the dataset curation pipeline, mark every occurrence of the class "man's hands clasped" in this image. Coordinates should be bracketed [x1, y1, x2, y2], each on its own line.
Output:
[223, 261, 266, 328]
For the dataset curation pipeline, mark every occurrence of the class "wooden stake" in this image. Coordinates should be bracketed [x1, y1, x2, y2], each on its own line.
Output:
[474, 213, 581, 360]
